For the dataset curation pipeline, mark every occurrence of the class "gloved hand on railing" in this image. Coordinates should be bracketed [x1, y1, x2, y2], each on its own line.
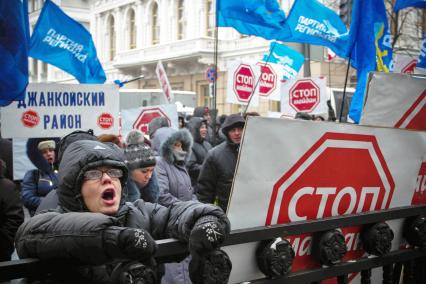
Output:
[104, 226, 157, 260]
[189, 215, 228, 255]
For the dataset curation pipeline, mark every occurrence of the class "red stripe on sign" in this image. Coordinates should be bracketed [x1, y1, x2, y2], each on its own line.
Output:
[394, 90, 426, 128]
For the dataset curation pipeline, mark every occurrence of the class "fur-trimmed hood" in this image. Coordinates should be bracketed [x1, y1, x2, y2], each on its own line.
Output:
[159, 128, 193, 164]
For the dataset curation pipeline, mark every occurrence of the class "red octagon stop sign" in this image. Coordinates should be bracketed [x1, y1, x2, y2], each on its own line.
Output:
[265, 132, 395, 270]
[133, 108, 171, 134]
[233, 64, 255, 102]
[289, 79, 320, 112]
[258, 64, 277, 97]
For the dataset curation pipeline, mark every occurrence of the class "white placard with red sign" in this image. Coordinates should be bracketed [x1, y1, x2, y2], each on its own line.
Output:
[280, 77, 329, 117]
[256, 62, 283, 101]
[360, 72, 426, 206]
[360, 73, 425, 130]
[156, 60, 174, 104]
[121, 104, 178, 139]
[226, 61, 260, 106]
[0, 83, 119, 138]
[393, 54, 417, 74]
[224, 117, 426, 283]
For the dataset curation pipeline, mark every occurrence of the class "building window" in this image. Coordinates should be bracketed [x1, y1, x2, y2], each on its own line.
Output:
[206, 0, 215, 37]
[108, 15, 116, 60]
[152, 2, 160, 45]
[177, 0, 185, 40]
[128, 9, 136, 49]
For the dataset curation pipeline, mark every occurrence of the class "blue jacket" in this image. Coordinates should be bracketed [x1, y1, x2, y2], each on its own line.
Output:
[22, 169, 59, 216]
[21, 138, 59, 216]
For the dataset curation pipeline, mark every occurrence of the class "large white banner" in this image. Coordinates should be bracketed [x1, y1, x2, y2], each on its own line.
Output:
[121, 104, 178, 139]
[280, 77, 329, 118]
[226, 61, 260, 106]
[225, 117, 426, 283]
[1, 83, 119, 138]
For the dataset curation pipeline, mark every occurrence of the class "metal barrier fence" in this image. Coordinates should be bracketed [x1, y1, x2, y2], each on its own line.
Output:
[1, 205, 425, 283]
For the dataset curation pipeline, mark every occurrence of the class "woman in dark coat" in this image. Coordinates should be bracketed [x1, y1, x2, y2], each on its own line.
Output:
[15, 140, 230, 283]
[186, 117, 212, 187]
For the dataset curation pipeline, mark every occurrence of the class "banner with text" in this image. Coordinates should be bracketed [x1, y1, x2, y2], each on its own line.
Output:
[1, 83, 119, 138]
[280, 77, 328, 118]
[224, 117, 426, 283]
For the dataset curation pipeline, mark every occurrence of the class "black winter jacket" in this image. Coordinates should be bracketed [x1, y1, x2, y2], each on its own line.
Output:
[15, 140, 229, 283]
[0, 176, 24, 261]
[196, 140, 239, 212]
[186, 117, 212, 187]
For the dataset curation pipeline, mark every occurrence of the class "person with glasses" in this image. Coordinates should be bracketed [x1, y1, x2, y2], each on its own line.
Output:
[21, 140, 59, 216]
[15, 140, 230, 283]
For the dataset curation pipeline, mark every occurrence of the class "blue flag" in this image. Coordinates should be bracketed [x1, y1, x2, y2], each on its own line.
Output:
[346, 0, 393, 123]
[0, 0, 29, 106]
[394, 0, 426, 12]
[217, 0, 292, 41]
[30, 0, 106, 83]
[417, 34, 426, 69]
[263, 42, 304, 80]
[281, 0, 349, 58]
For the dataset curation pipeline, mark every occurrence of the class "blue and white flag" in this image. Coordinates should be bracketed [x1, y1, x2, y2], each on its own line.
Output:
[346, 0, 393, 123]
[30, 0, 106, 83]
[417, 34, 426, 69]
[217, 0, 292, 41]
[0, 0, 29, 106]
[263, 42, 304, 80]
[282, 0, 349, 58]
[394, 0, 426, 12]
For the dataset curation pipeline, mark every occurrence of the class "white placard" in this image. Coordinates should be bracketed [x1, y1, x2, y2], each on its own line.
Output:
[393, 54, 417, 74]
[121, 104, 178, 139]
[360, 73, 425, 130]
[1, 83, 119, 138]
[280, 77, 329, 118]
[226, 61, 259, 106]
[225, 117, 426, 283]
[155, 61, 174, 104]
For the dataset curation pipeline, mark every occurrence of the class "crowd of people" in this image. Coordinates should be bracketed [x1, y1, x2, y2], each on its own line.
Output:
[0, 105, 335, 283]
[0, 106, 250, 283]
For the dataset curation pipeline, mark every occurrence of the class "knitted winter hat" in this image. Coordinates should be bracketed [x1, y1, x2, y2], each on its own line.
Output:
[124, 130, 156, 170]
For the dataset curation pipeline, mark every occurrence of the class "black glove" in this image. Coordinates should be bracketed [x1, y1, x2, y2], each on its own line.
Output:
[189, 215, 227, 255]
[104, 226, 157, 260]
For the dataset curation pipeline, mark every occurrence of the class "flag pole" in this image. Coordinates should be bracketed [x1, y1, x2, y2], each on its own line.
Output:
[339, 56, 351, 122]
[213, 3, 219, 113]
[242, 43, 277, 114]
